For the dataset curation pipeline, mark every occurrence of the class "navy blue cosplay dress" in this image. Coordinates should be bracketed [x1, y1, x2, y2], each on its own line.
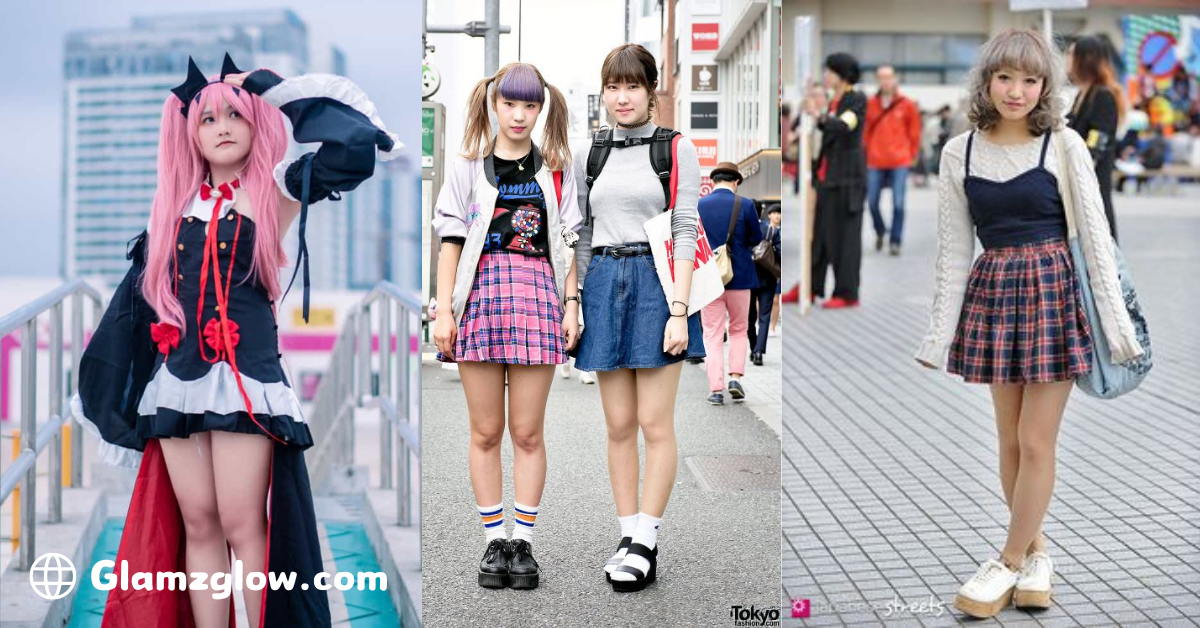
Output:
[69, 66, 401, 628]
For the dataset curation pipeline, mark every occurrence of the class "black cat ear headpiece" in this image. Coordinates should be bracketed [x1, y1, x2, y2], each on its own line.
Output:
[169, 53, 245, 118]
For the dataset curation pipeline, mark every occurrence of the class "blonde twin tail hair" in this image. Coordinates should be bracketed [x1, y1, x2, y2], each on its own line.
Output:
[459, 62, 571, 172]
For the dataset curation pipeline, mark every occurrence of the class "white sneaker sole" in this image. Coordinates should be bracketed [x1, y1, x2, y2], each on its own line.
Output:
[954, 586, 1014, 618]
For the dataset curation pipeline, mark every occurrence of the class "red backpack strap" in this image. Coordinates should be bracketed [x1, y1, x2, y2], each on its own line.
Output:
[668, 134, 681, 209]
[553, 169, 563, 206]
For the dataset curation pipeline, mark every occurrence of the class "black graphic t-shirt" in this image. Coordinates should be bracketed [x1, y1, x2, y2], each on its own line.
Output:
[485, 153, 548, 257]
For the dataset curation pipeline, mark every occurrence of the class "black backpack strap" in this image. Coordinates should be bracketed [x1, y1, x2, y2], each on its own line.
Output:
[584, 127, 613, 225]
[649, 127, 679, 210]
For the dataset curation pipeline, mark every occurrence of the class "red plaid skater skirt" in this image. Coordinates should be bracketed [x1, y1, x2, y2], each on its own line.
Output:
[949, 238, 1093, 384]
[437, 250, 566, 365]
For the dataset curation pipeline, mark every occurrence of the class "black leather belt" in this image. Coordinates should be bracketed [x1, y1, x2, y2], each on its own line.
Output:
[593, 243, 652, 258]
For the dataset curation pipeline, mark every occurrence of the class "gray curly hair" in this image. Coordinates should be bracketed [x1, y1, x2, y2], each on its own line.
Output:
[967, 29, 1066, 135]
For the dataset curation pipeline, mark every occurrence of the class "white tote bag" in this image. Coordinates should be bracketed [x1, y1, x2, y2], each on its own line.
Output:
[644, 210, 726, 315]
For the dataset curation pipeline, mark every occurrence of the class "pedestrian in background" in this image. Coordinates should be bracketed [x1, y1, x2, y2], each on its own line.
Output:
[749, 203, 781, 365]
[805, 52, 867, 309]
[1066, 35, 1125, 242]
[864, 65, 921, 256]
[698, 162, 763, 404]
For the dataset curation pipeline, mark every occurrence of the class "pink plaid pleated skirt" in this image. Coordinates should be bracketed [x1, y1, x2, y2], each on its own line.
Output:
[437, 250, 566, 365]
[949, 238, 1093, 384]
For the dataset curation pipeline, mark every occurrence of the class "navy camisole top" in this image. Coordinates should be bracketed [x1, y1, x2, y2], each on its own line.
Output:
[963, 131, 1068, 249]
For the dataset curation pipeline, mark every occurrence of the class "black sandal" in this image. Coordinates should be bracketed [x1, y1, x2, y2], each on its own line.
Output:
[478, 538, 510, 589]
[610, 542, 657, 592]
[604, 536, 633, 583]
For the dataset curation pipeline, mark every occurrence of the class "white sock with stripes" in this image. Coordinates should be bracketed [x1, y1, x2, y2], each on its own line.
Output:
[511, 502, 539, 543]
[478, 502, 505, 542]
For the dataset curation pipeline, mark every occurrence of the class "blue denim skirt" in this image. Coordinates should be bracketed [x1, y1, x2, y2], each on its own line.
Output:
[573, 247, 705, 371]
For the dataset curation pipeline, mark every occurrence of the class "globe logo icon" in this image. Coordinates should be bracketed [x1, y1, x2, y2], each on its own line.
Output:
[30, 553, 77, 600]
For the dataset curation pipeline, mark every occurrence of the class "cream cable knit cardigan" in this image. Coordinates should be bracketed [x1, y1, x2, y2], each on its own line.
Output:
[915, 128, 1144, 370]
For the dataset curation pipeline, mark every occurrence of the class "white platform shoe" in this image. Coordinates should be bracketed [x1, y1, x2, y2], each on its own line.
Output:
[1014, 551, 1054, 609]
[954, 558, 1021, 618]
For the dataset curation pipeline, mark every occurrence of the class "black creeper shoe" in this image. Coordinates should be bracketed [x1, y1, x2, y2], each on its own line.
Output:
[508, 539, 540, 589]
[478, 538, 510, 589]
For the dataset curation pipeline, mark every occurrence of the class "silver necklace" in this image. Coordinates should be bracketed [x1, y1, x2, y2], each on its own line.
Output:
[497, 147, 532, 171]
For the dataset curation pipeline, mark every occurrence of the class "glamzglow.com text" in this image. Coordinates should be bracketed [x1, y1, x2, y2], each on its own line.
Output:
[90, 559, 386, 599]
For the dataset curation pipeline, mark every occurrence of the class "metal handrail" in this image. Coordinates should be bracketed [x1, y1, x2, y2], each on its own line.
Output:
[0, 279, 105, 570]
[304, 281, 422, 526]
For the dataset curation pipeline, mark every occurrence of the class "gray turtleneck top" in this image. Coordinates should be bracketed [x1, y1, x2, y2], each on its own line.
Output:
[572, 123, 701, 285]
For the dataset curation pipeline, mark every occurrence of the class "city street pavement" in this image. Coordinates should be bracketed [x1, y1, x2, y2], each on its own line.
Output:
[421, 344, 782, 627]
[782, 184, 1200, 626]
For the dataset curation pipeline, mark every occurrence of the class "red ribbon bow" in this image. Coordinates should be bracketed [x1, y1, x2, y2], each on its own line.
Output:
[149, 322, 181, 356]
[203, 318, 240, 357]
[200, 178, 241, 201]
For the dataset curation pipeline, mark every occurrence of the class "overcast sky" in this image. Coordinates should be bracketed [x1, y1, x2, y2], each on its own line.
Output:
[426, 0, 627, 164]
[0, 0, 420, 278]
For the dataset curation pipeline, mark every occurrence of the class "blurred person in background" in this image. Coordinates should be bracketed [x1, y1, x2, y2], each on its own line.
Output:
[1066, 35, 1125, 241]
[864, 65, 922, 256]
[749, 203, 782, 366]
[804, 52, 867, 309]
[698, 162, 763, 404]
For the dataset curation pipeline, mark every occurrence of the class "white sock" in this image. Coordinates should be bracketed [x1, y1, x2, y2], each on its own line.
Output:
[606, 513, 641, 574]
[478, 502, 505, 542]
[611, 512, 661, 583]
[618, 513, 639, 538]
[632, 512, 662, 549]
[511, 501, 538, 543]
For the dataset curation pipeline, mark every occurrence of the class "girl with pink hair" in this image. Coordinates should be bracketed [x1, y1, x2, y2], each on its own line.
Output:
[71, 53, 400, 627]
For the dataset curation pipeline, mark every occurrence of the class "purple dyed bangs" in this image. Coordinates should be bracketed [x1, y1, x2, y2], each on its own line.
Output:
[496, 65, 544, 103]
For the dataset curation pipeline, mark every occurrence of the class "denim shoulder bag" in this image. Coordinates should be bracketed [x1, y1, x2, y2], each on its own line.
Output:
[1054, 130, 1153, 398]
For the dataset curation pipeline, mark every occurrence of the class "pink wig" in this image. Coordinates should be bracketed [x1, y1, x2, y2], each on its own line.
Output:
[142, 80, 288, 329]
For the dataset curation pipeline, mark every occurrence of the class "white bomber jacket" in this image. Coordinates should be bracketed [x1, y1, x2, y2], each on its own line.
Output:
[431, 146, 583, 325]
[915, 128, 1144, 369]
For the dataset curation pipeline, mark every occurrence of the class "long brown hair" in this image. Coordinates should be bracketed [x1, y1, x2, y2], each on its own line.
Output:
[1069, 35, 1127, 125]
[460, 62, 571, 171]
[600, 43, 660, 124]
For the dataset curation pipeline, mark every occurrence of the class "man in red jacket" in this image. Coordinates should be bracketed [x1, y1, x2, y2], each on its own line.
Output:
[864, 65, 921, 256]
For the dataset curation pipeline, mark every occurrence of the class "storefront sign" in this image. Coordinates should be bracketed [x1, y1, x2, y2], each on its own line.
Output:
[691, 101, 719, 130]
[694, 138, 718, 167]
[692, 23, 719, 52]
[692, 64, 718, 92]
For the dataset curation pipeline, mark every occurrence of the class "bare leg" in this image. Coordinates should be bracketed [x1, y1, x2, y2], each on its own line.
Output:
[1000, 381, 1072, 568]
[460, 363, 508, 508]
[770, 293, 781, 332]
[506, 364, 556, 508]
[991, 384, 1046, 556]
[597, 369, 640, 517]
[211, 430, 272, 627]
[160, 433, 229, 628]
[634, 362, 683, 517]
